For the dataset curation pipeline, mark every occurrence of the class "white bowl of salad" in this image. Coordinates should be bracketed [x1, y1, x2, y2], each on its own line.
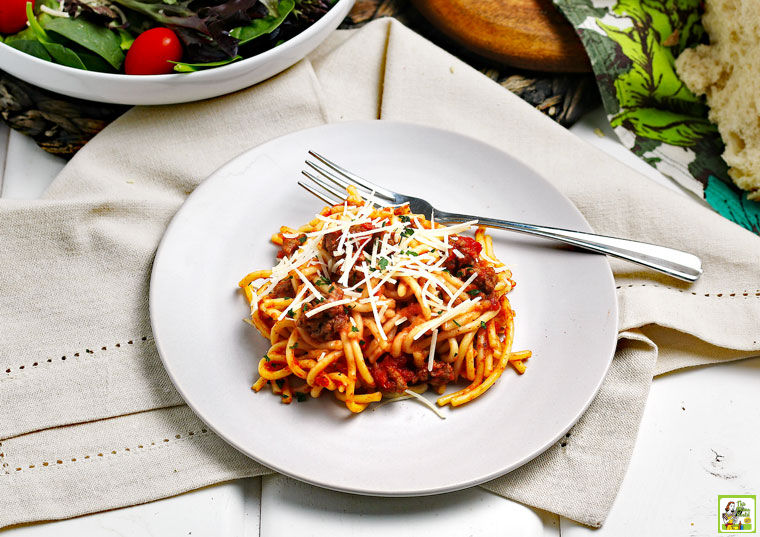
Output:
[0, 0, 354, 105]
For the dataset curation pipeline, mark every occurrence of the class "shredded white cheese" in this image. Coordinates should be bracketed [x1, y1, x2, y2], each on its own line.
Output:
[304, 298, 354, 318]
[294, 267, 324, 300]
[403, 389, 446, 419]
[427, 329, 438, 371]
[277, 286, 310, 321]
[446, 272, 479, 307]
[253, 197, 499, 360]
[413, 298, 481, 340]
[360, 262, 387, 340]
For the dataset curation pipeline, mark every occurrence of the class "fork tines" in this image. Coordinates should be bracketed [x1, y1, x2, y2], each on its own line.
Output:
[299, 151, 395, 207]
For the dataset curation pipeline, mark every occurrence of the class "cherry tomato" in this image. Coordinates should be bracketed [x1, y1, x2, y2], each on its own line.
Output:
[0, 0, 33, 34]
[124, 28, 183, 75]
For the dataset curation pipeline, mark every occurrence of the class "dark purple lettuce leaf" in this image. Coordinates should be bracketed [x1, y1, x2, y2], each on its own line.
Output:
[173, 27, 230, 62]
[63, 0, 123, 24]
[106, 0, 268, 58]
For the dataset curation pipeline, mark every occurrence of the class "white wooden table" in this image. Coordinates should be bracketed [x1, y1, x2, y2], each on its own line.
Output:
[2, 110, 757, 536]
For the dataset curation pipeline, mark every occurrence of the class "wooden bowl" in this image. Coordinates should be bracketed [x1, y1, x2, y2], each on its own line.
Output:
[411, 0, 591, 73]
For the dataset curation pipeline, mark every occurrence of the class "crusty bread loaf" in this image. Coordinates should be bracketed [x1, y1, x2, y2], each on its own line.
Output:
[675, 0, 760, 200]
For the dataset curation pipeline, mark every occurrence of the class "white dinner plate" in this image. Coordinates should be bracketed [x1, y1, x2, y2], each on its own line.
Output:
[150, 121, 618, 496]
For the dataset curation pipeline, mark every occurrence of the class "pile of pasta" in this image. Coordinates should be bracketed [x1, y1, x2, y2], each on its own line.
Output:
[239, 187, 530, 414]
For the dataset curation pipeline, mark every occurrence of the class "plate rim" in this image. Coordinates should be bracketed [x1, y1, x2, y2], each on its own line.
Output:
[149, 119, 619, 496]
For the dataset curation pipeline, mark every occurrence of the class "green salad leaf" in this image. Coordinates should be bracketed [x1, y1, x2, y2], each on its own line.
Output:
[3, 26, 38, 45]
[41, 41, 88, 69]
[26, 2, 51, 42]
[77, 51, 118, 72]
[19, 2, 116, 71]
[260, 0, 280, 16]
[117, 29, 135, 51]
[6, 40, 52, 61]
[171, 56, 243, 72]
[37, 0, 62, 10]
[231, 0, 294, 45]
[44, 17, 124, 69]
[5, 0, 332, 74]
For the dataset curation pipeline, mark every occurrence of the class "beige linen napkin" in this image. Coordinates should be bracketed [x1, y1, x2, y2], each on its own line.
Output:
[1, 19, 759, 529]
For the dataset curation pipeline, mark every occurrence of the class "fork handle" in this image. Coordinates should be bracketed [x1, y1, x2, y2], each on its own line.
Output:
[434, 211, 703, 282]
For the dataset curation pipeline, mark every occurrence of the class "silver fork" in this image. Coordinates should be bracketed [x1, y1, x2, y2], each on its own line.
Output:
[299, 151, 703, 282]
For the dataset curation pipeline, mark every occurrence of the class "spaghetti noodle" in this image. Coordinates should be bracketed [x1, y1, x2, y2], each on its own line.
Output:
[239, 187, 530, 413]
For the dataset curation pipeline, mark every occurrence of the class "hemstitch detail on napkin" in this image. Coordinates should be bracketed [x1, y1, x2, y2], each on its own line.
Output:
[1, 336, 153, 378]
[0, 442, 8, 476]
[617, 284, 760, 297]
[5, 426, 214, 475]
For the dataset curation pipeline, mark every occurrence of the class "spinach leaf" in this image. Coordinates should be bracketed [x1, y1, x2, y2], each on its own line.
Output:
[7, 40, 52, 61]
[42, 41, 87, 69]
[19, 3, 92, 71]
[260, 0, 279, 16]
[171, 55, 242, 72]
[36, 0, 62, 10]
[78, 51, 117, 72]
[3, 26, 38, 45]
[117, 29, 135, 51]
[230, 0, 294, 45]
[44, 17, 124, 69]
[26, 2, 51, 42]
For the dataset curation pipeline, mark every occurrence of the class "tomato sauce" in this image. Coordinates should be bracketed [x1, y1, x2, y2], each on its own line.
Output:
[369, 354, 455, 393]
[444, 236, 498, 297]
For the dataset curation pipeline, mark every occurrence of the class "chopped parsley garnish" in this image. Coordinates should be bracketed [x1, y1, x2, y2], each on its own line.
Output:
[328, 285, 334, 292]
[406, 250, 419, 256]
[314, 277, 331, 286]
[343, 305, 354, 314]
[466, 289, 481, 296]
[359, 340, 366, 346]
[399, 215, 410, 223]
[298, 235, 307, 244]
[480, 321, 487, 329]
[281, 394, 288, 399]
[290, 342, 299, 349]
[378, 257, 389, 270]
[401, 227, 414, 238]
[286, 309, 295, 318]
[295, 392, 308, 402]
[351, 325, 359, 333]
[263, 354, 271, 362]
[452, 320, 461, 327]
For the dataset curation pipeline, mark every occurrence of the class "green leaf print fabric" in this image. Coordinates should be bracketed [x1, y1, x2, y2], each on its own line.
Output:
[554, 0, 760, 235]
